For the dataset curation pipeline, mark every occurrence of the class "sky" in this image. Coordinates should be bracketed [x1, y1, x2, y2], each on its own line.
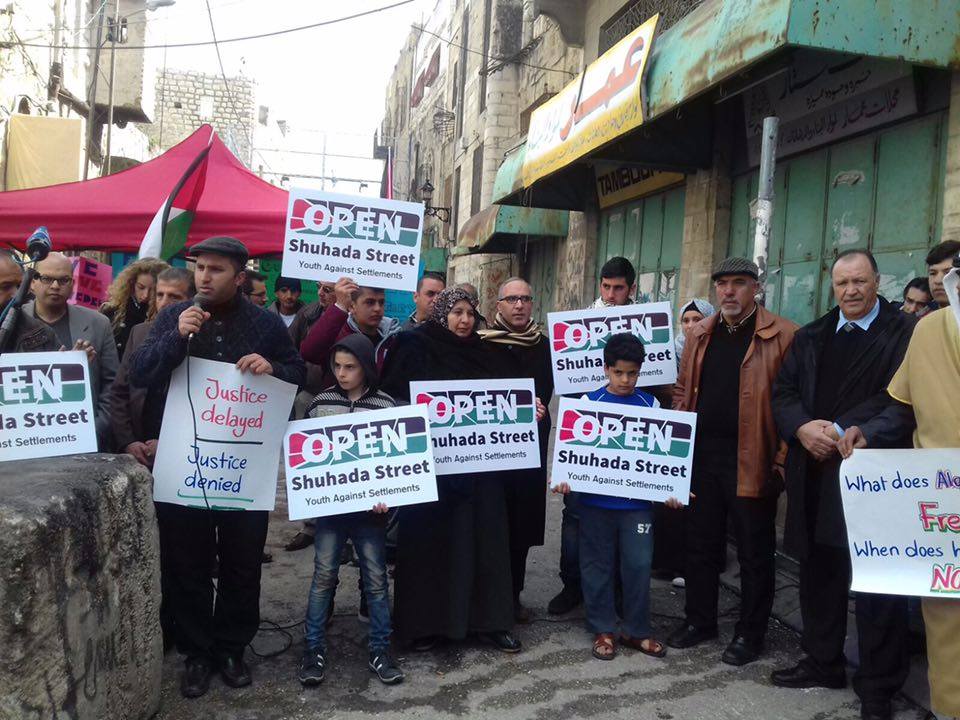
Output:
[138, 0, 438, 194]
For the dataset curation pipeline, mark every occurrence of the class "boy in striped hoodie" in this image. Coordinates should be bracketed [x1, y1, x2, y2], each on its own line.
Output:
[298, 333, 404, 687]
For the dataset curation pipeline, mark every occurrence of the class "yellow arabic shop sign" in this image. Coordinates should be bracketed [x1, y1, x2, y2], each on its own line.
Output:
[522, 14, 659, 188]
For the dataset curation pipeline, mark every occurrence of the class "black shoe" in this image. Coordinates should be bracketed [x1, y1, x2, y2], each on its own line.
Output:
[860, 700, 892, 720]
[180, 657, 212, 699]
[297, 646, 325, 686]
[480, 631, 522, 653]
[770, 660, 846, 689]
[261, 551, 273, 563]
[721, 635, 762, 666]
[218, 653, 252, 688]
[547, 585, 582, 615]
[666, 623, 719, 649]
[284, 531, 314, 552]
[369, 651, 405, 684]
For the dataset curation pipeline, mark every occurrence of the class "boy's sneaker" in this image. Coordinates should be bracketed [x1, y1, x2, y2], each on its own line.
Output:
[369, 651, 404, 684]
[297, 647, 326, 686]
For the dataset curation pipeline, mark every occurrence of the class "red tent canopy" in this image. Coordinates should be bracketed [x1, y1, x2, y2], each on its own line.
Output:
[0, 125, 288, 257]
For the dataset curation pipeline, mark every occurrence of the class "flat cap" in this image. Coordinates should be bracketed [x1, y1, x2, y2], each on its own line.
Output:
[188, 236, 249, 265]
[711, 257, 759, 281]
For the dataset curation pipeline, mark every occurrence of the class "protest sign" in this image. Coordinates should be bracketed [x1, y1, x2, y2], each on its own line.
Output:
[283, 404, 438, 520]
[69, 257, 112, 309]
[548, 302, 677, 396]
[549, 397, 696, 504]
[282, 187, 424, 292]
[153, 358, 297, 510]
[0, 350, 97, 461]
[840, 449, 960, 598]
[410, 378, 541, 476]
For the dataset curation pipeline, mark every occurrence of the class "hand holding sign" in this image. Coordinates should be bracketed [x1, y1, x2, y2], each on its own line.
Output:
[334, 276, 358, 310]
[236, 353, 273, 376]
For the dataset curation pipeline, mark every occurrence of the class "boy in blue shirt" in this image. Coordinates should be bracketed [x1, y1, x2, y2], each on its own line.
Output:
[554, 333, 669, 661]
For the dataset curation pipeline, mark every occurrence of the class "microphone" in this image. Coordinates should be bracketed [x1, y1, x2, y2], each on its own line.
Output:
[26, 227, 51, 262]
[188, 294, 209, 340]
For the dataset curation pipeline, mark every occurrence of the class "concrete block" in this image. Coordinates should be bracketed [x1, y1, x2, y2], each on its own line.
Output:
[0, 455, 162, 720]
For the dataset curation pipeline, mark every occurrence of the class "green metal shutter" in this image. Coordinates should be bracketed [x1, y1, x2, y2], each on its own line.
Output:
[596, 184, 687, 308]
[728, 112, 947, 325]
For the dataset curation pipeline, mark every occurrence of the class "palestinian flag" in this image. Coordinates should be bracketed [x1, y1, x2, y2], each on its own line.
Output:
[138, 140, 212, 260]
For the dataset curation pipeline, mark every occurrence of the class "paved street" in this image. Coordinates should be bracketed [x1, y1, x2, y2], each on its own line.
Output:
[156, 484, 928, 720]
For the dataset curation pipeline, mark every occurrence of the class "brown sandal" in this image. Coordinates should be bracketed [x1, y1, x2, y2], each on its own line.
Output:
[592, 633, 617, 660]
[620, 635, 667, 658]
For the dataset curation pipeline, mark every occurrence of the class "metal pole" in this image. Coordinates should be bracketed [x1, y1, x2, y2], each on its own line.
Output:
[752, 116, 779, 304]
[83, 4, 106, 180]
[104, 0, 120, 176]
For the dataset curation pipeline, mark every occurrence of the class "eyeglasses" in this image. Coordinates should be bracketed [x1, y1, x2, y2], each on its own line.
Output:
[319, 285, 335, 293]
[498, 295, 533, 305]
[36, 274, 73, 287]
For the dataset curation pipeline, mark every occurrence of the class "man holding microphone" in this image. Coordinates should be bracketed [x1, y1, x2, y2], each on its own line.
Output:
[131, 237, 304, 699]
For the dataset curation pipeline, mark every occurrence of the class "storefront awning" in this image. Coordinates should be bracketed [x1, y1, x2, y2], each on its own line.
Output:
[495, 0, 960, 208]
[453, 205, 570, 256]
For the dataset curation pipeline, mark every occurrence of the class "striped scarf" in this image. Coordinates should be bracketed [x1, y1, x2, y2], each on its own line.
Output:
[479, 312, 544, 347]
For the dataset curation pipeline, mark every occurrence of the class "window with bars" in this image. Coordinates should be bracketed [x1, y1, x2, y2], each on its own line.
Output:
[598, 0, 703, 55]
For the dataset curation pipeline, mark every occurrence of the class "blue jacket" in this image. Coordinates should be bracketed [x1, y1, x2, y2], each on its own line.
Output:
[580, 385, 660, 511]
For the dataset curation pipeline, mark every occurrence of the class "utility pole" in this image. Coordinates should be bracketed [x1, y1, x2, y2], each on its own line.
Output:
[104, 0, 121, 175]
[83, 4, 106, 180]
[752, 116, 779, 304]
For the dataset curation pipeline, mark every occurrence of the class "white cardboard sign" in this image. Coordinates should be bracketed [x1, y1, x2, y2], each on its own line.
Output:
[153, 358, 297, 510]
[0, 350, 97, 461]
[409, 378, 541, 476]
[547, 302, 677, 396]
[282, 187, 424, 292]
[283, 404, 438, 520]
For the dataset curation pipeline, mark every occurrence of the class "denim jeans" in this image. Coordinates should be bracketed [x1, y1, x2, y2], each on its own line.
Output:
[579, 503, 653, 638]
[303, 513, 391, 653]
[559, 491, 582, 588]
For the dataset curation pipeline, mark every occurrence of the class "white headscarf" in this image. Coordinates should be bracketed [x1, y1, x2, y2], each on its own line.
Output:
[675, 298, 716, 364]
[945, 267, 960, 330]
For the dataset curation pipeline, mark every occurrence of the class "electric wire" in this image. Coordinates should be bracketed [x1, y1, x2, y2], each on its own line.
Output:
[3, 0, 418, 51]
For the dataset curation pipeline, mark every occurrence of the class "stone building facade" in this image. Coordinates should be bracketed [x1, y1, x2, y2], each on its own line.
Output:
[145, 69, 255, 167]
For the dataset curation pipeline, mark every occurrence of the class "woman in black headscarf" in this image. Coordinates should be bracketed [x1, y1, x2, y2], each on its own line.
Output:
[380, 287, 521, 653]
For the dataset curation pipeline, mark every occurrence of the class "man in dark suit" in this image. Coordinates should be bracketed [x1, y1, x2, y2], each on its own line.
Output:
[24, 252, 119, 448]
[771, 249, 916, 720]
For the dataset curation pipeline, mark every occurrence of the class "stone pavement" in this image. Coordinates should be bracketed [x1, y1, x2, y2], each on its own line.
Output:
[155, 484, 929, 720]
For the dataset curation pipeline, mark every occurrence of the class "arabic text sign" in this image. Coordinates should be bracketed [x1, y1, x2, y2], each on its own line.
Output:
[744, 54, 916, 164]
[550, 397, 695, 504]
[284, 404, 438, 520]
[840, 449, 960, 598]
[410, 378, 541, 476]
[548, 302, 677, 396]
[522, 13, 658, 187]
[153, 358, 297, 510]
[0, 351, 97, 461]
[282, 187, 424, 293]
[70, 257, 112, 309]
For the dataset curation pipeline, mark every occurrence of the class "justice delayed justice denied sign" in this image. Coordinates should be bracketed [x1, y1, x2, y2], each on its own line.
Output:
[282, 187, 424, 293]
[283, 405, 438, 520]
[153, 358, 297, 511]
[409, 378, 541, 476]
[840, 449, 960, 598]
[550, 397, 696, 504]
[0, 350, 97, 461]
[548, 302, 677, 396]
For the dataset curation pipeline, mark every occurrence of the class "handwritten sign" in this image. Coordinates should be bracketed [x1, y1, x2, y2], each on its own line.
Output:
[548, 301, 677, 396]
[70, 257, 112, 309]
[283, 404, 438, 520]
[282, 187, 424, 293]
[841, 449, 960, 598]
[153, 358, 297, 510]
[523, 14, 659, 187]
[409, 378, 540, 476]
[0, 350, 97, 461]
[549, 397, 695, 504]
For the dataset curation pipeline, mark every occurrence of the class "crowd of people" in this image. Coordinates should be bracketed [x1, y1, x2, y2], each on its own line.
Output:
[1, 236, 958, 720]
